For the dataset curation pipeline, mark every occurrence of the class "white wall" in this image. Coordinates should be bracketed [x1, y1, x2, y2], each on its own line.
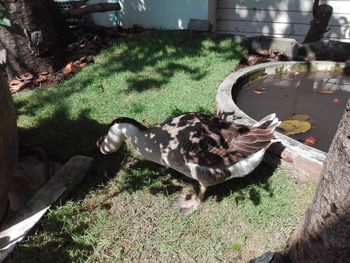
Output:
[118, 0, 208, 29]
[87, 0, 118, 28]
[216, 0, 350, 42]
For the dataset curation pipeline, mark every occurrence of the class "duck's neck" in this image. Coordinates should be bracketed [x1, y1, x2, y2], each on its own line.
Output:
[99, 122, 144, 154]
[113, 122, 141, 138]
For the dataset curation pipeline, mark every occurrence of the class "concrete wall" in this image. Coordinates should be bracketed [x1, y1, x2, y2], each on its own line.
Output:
[216, 0, 350, 42]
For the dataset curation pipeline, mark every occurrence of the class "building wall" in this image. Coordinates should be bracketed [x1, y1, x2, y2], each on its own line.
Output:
[118, 0, 208, 30]
[216, 0, 350, 42]
[87, 0, 119, 28]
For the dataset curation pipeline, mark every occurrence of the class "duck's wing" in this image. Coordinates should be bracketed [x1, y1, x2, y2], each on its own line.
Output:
[176, 113, 279, 167]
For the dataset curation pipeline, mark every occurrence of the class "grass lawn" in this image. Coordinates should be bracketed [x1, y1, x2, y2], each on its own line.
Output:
[7, 30, 314, 263]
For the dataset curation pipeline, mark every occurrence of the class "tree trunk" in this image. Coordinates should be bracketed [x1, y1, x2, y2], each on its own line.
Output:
[0, 69, 17, 224]
[288, 99, 350, 262]
[303, 0, 333, 44]
[0, 0, 65, 79]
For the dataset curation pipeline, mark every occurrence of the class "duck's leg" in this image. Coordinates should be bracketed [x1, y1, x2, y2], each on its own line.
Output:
[174, 184, 207, 215]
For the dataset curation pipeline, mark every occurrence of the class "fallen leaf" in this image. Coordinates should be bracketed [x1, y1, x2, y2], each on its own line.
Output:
[79, 62, 87, 68]
[62, 62, 81, 75]
[232, 236, 247, 251]
[304, 136, 317, 146]
[290, 114, 311, 122]
[32, 73, 49, 84]
[9, 79, 30, 93]
[256, 49, 271, 56]
[332, 98, 341, 104]
[98, 83, 104, 92]
[17, 72, 33, 81]
[232, 242, 241, 251]
[278, 119, 311, 135]
[254, 88, 266, 94]
[317, 90, 335, 94]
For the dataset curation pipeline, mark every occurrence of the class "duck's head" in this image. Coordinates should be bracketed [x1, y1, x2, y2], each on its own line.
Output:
[97, 117, 146, 155]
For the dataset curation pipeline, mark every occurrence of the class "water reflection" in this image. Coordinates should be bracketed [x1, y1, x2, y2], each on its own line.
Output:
[235, 72, 350, 152]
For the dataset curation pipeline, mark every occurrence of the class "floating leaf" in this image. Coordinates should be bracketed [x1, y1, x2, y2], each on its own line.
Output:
[317, 90, 335, 94]
[254, 88, 266, 94]
[290, 113, 311, 122]
[332, 98, 341, 104]
[278, 119, 311, 135]
[304, 136, 317, 146]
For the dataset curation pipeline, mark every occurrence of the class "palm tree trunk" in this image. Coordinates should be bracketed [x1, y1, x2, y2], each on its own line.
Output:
[0, 0, 67, 79]
[288, 99, 350, 262]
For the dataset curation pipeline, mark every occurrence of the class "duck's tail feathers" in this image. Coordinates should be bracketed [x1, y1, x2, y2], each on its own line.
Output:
[253, 113, 281, 131]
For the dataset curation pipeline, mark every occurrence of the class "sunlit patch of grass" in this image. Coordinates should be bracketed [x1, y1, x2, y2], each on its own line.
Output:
[7, 30, 315, 263]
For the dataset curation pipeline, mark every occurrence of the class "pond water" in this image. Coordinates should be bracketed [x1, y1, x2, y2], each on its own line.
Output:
[235, 71, 350, 152]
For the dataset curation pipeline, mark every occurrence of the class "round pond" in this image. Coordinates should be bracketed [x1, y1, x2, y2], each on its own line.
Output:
[235, 71, 350, 152]
[216, 61, 350, 179]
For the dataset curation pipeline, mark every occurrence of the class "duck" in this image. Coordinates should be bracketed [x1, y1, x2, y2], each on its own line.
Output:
[97, 112, 280, 214]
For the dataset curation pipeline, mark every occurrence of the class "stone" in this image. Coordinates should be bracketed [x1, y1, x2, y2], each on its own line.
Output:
[246, 35, 300, 59]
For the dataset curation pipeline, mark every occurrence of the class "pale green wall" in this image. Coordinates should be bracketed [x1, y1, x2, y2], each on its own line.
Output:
[87, 0, 209, 29]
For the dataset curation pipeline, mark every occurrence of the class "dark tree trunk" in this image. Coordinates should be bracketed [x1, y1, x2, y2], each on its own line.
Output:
[288, 99, 350, 262]
[0, 67, 17, 224]
[303, 0, 333, 44]
[0, 0, 67, 79]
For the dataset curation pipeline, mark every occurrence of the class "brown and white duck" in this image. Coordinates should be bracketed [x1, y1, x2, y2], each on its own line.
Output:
[97, 113, 280, 214]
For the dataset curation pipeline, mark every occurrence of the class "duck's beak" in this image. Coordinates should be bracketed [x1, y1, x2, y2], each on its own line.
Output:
[97, 132, 124, 155]
[96, 135, 109, 155]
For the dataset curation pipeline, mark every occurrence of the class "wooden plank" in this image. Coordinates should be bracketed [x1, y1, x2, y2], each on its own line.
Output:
[323, 27, 350, 41]
[216, 20, 350, 41]
[215, 30, 306, 41]
[0, 155, 94, 262]
[216, 30, 350, 43]
[216, 20, 311, 35]
[217, 9, 350, 27]
[218, 0, 314, 12]
[217, 8, 313, 24]
[325, 0, 350, 13]
[216, 0, 350, 42]
[218, 0, 350, 15]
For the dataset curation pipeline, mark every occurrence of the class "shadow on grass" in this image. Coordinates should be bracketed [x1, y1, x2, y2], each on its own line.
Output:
[17, 98, 278, 207]
[16, 105, 128, 198]
[207, 162, 276, 205]
[12, 30, 247, 206]
[8, 30, 247, 262]
[5, 207, 93, 263]
[14, 30, 245, 118]
[113, 157, 278, 206]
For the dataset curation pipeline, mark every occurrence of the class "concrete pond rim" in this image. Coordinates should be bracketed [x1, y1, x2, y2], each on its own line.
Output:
[216, 61, 350, 180]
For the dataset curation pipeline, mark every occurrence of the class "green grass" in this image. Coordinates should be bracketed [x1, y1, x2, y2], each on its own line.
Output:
[7, 30, 314, 263]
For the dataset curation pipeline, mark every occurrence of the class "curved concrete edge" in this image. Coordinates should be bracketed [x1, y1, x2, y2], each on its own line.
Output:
[216, 61, 347, 180]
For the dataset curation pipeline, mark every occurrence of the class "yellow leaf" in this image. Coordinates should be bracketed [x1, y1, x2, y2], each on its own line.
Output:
[290, 114, 311, 122]
[278, 119, 311, 135]
[317, 90, 335, 94]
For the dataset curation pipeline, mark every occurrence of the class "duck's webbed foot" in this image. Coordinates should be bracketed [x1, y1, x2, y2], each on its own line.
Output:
[174, 193, 201, 215]
[173, 185, 206, 215]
